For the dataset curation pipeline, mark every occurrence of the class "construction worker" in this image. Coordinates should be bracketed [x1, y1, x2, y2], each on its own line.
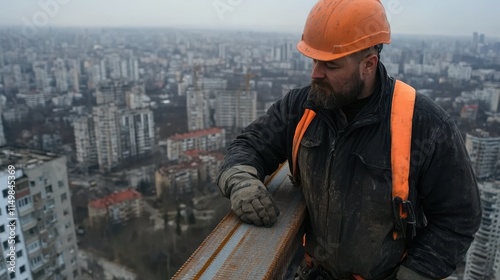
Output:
[217, 0, 481, 279]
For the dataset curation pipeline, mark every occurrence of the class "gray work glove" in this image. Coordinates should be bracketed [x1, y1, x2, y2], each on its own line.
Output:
[218, 165, 280, 227]
[396, 265, 433, 280]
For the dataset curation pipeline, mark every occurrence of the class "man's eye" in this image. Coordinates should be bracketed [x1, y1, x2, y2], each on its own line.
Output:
[325, 63, 338, 69]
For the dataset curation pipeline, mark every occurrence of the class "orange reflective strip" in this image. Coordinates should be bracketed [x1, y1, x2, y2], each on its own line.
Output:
[352, 274, 365, 280]
[391, 80, 416, 219]
[292, 109, 316, 176]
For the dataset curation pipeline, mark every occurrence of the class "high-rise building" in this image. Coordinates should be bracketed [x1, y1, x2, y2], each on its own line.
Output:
[54, 59, 68, 93]
[218, 43, 226, 59]
[464, 181, 500, 280]
[479, 33, 486, 44]
[0, 147, 80, 280]
[86, 102, 155, 172]
[125, 85, 150, 110]
[186, 89, 211, 131]
[128, 58, 139, 82]
[95, 80, 128, 106]
[32, 62, 50, 92]
[93, 104, 121, 172]
[473, 32, 479, 46]
[120, 108, 155, 160]
[465, 130, 500, 179]
[215, 90, 257, 129]
[73, 115, 98, 168]
[0, 105, 6, 147]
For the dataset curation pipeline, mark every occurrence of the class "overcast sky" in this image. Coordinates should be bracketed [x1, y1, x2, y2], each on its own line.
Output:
[0, 0, 498, 38]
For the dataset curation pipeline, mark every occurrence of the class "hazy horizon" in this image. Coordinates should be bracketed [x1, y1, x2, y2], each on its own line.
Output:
[0, 0, 498, 39]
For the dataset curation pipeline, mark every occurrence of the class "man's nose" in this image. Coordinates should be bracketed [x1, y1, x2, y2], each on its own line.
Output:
[311, 60, 325, 80]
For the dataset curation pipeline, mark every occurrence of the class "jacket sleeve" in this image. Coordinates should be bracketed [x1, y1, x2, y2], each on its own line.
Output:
[217, 89, 305, 186]
[404, 113, 481, 278]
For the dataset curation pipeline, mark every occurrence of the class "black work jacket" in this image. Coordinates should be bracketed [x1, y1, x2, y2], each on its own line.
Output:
[218, 63, 481, 279]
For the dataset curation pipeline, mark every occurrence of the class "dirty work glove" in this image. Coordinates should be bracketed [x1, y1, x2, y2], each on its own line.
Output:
[396, 266, 433, 280]
[218, 165, 280, 227]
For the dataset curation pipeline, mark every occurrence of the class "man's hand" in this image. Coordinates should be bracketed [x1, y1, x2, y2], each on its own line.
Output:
[230, 179, 279, 227]
[218, 165, 280, 227]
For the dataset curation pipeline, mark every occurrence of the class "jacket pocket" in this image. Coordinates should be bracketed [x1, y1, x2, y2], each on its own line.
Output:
[301, 137, 321, 148]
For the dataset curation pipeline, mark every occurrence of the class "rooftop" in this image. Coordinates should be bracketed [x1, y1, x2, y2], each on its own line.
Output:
[168, 127, 224, 141]
[89, 188, 142, 209]
[0, 146, 60, 170]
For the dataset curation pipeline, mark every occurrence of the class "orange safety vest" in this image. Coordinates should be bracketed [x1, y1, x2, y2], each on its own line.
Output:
[292, 80, 416, 244]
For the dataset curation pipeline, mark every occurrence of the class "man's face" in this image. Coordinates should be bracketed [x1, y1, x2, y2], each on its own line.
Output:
[308, 57, 365, 110]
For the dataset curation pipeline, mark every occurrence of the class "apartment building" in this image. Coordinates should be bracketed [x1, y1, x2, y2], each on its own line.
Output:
[162, 128, 225, 161]
[155, 163, 200, 200]
[215, 90, 257, 129]
[0, 147, 79, 280]
[465, 130, 500, 179]
[88, 189, 143, 228]
[464, 181, 500, 279]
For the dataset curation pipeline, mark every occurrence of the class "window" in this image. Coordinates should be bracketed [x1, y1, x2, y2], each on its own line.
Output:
[9, 272, 14, 279]
[2, 189, 8, 198]
[58, 180, 64, 188]
[17, 197, 32, 208]
[16, 250, 22, 258]
[2, 241, 7, 250]
[30, 181, 35, 187]
[30, 255, 42, 267]
[61, 193, 68, 202]
[0, 225, 4, 233]
[45, 185, 53, 194]
[20, 265, 25, 273]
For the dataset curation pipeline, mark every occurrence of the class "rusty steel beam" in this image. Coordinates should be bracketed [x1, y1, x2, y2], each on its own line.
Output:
[172, 163, 307, 280]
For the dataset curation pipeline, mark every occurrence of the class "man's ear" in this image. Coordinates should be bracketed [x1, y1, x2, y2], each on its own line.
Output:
[360, 54, 378, 78]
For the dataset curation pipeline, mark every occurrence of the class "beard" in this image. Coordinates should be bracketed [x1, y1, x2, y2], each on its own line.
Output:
[308, 72, 365, 110]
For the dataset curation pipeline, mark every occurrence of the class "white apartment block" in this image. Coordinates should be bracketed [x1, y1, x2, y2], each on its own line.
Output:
[0, 169, 30, 280]
[93, 104, 121, 172]
[95, 80, 128, 106]
[120, 109, 155, 159]
[465, 130, 500, 179]
[0, 147, 79, 280]
[186, 89, 211, 131]
[0, 112, 5, 147]
[73, 116, 98, 168]
[125, 85, 150, 110]
[464, 181, 500, 280]
[163, 128, 225, 161]
[215, 90, 257, 129]
[448, 63, 472, 81]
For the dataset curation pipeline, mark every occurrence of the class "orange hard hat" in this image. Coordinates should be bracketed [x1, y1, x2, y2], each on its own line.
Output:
[297, 0, 391, 61]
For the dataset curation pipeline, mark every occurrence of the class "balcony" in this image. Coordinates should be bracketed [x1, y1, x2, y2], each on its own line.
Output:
[18, 202, 35, 216]
[173, 163, 306, 279]
[21, 216, 38, 231]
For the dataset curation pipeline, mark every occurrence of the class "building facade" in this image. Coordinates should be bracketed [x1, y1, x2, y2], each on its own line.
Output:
[0, 147, 79, 280]
[162, 128, 225, 161]
[215, 90, 257, 129]
[465, 130, 500, 179]
[464, 181, 500, 280]
[88, 188, 143, 227]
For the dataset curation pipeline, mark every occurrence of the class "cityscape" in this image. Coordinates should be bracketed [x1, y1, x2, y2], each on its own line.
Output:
[0, 10, 499, 280]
